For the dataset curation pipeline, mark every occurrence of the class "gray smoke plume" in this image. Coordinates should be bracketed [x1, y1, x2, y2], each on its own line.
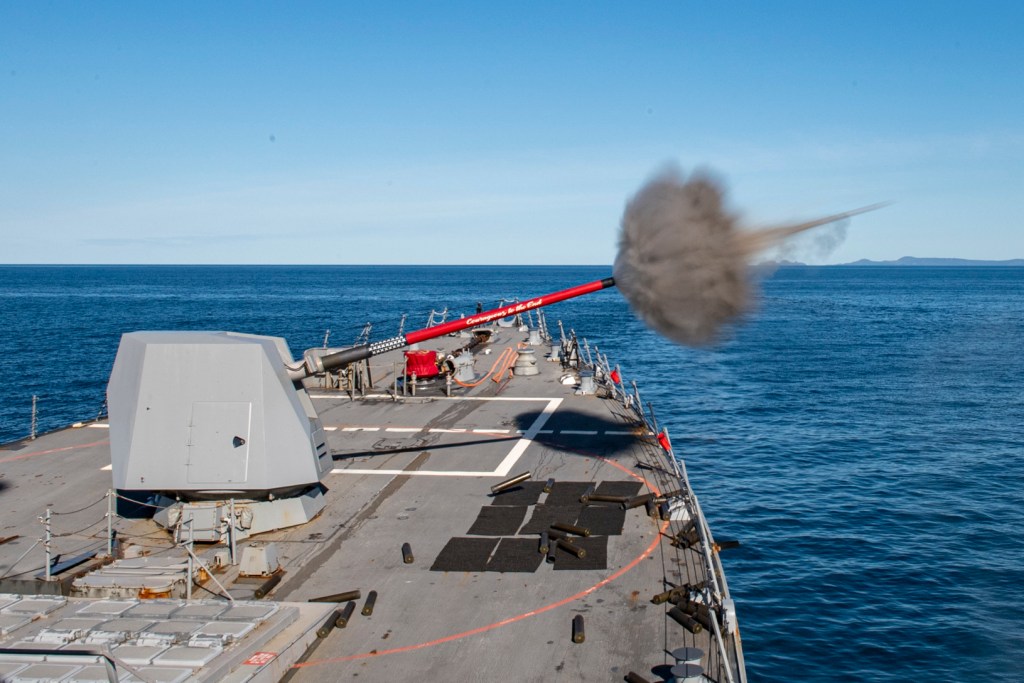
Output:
[613, 166, 880, 346]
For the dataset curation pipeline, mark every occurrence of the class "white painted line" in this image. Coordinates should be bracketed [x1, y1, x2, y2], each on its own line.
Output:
[324, 426, 337, 431]
[561, 430, 599, 435]
[472, 428, 509, 434]
[101, 464, 112, 471]
[428, 428, 467, 433]
[88, 424, 110, 429]
[329, 397, 563, 477]
[333, 468, 493, 477]
[341, 427, 380, 432]
[385, 427, 421, 433]
[605, 430, 635, 435]
[493, 398, 562, 477]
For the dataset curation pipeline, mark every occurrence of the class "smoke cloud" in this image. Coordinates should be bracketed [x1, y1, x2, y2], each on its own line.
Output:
[613, 166, 879, 346]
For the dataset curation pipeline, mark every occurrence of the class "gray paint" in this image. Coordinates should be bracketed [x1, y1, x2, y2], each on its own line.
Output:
[108, 331, 329, 497]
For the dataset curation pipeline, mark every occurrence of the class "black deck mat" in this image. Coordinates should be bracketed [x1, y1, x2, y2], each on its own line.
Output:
[594, 480, 645, 498]
[466, 506, 528, 536]
[489, 481, 547, 506]
[519, 505, 583, 534]
[544, 481, 595, 506]
[430, 537, 500, 572]
[486, 538, 546, 573]
[577, 505, 627, 535]
[552, 536, 609, 571]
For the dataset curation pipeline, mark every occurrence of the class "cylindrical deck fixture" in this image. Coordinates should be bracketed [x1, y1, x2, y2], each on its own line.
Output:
[254, 573, 282, 599]
[309, 589, 361, 603]
[491, 471, 532, 494]
[335, 601, 357, 628]
[317, 610, 339, 638]
[668, 606, 702, 634]
[572, 614, 585, 643]
[645, 500, 659, 517]
[578, 484, 596, 504]
[547, 527, 570, 541]
[658, 501, 671, 520]
[543, 478, 555, 493]
[401, 542, 414, 564]
[361, 590, 378, 616]
[670, 646, 704, 666]
[538, 531, 550, 555]
[552, 522, 591, 537]
[528, 326, 543, 346]
[669, 663, 705, 683]
[556, 538, 586, 559]
[513, 347, 539, 376]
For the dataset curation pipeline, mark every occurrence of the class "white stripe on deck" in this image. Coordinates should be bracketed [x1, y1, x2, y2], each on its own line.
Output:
[330, 397, 562, 477]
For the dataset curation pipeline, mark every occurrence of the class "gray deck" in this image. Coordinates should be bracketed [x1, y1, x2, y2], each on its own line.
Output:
[0, 321, 745, 682]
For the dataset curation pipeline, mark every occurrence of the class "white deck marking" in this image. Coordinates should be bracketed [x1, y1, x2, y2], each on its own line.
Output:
[87, 424, 110, 429]
[101, 464, 112, 471]
[385, 427, 421, 433]
[330, 397, 562, 477]
[561, 430, 599, 435]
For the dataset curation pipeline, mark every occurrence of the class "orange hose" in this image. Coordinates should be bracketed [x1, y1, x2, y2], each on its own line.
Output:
[452, 347, 516, 388]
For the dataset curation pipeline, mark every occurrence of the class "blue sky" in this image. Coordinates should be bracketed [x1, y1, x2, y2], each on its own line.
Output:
[2, 2, 1021, 264]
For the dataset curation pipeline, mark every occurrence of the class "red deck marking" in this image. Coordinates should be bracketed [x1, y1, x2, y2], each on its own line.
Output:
[243, 652, 278, 666]
[0, 438, 109, 464]
[295, 454, 668, 669]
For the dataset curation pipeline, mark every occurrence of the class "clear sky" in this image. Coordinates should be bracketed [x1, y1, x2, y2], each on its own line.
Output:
[2, 2, 1021, 265]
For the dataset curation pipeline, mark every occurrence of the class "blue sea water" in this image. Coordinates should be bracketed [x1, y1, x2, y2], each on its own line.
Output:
[1, 264, 1022, 682]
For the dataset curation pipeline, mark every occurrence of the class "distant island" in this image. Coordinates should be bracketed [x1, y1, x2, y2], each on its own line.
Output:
[765, 257, 1024, 267]
[838, 257, 1024, 267]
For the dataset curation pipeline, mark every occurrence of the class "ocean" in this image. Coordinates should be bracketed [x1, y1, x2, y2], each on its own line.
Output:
[1, 264, 1021, 682]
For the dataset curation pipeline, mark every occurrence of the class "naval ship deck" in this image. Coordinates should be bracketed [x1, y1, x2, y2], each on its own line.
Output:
[0, 317, 745, 683]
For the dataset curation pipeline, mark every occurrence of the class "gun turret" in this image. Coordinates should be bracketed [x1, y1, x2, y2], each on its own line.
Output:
[106, 277, 617, 540]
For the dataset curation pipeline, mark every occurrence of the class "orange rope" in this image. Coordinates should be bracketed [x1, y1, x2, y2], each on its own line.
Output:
[491, 347, 518, 383]
[452, 347, 516, 388]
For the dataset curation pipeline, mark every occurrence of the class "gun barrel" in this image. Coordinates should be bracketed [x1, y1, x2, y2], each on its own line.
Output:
[311, 277, 616, 376]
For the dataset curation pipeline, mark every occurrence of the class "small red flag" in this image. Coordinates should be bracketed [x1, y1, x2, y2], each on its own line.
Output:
[610, 369, 621, 383]
[657, 431, 671, 452]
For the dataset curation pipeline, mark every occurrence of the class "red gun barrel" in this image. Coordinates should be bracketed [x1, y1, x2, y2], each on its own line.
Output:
[312, 277, 615, 375]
